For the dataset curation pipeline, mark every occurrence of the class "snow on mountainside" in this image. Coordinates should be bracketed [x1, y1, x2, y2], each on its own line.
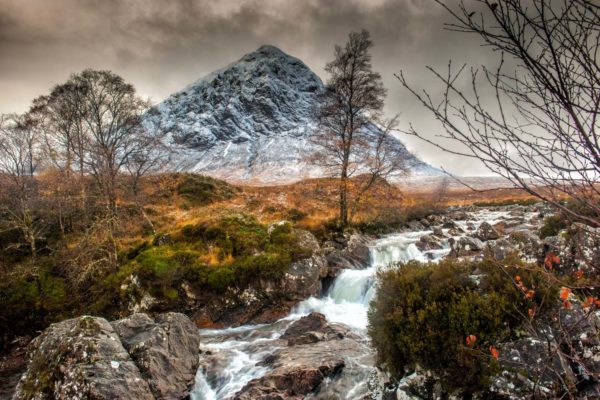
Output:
[145, 45, 442, 184]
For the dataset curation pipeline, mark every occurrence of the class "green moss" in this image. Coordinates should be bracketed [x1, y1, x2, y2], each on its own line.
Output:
[367, 258, 557, 394]
[104, 213, 309, 305]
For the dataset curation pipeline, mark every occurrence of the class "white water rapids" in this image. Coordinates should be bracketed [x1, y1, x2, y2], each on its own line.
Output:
[191, 211, 515, 399]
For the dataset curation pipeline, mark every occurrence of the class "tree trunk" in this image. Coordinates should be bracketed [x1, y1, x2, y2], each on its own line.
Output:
[339, 162, 349, 229]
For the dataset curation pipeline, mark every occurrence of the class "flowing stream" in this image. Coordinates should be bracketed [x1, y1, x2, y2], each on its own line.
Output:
[191, 211, 515, 399]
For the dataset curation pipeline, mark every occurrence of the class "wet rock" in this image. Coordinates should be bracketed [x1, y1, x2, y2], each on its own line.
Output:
[13, 316, 155, 400]
[432, 227, 444, 237]
[326, 233, 373, 271]
[234, 338, 371, 399]
[450, 236, 484, 256]
[442, 220, 460, 229]
[407, 221, 426, 232]
[426, 214, 446, 226]
[416, 234, 444, 251]
[230, 314, 375, 399]
[281, 312, 348, 346]
[111, 312, 201, 399]
[282, 312, 329, 339]
[474, 221, 500, 241]
[447, 211, 470, 221]
[234, 359, 345, 399]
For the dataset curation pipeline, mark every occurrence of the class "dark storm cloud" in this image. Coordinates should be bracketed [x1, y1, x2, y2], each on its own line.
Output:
[0, 0, 498, 175]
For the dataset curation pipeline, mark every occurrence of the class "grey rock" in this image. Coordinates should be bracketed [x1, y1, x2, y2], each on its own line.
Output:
[14, 313, 201, 400]
[484, 238, 518, 260]
[13, 316, 155, 400]
[474, 221, 500, 241]
[416, 234, 444, 251]
[234, 332, 372, 399]
[111, 312, 201, 399]
[450, 236, 484, 256]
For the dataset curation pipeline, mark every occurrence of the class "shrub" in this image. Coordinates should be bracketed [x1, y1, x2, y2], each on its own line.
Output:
[285, 208, 307, 222]
[0, 263, 68, 347]
[473, 198, 538, 207]
[176, 174, 237, 206]
[539, 214, 567, 239]
[367, 258, 557, 395]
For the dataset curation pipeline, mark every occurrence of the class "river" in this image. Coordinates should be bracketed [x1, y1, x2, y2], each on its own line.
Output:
[191, 210, 514, 399]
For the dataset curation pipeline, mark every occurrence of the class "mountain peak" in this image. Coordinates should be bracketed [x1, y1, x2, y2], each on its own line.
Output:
[146, 46, 442, 184]
[255, 44, 286, 57]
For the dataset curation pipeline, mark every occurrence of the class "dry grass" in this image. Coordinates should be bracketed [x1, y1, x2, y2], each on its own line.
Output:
[121, 173, 545, 246]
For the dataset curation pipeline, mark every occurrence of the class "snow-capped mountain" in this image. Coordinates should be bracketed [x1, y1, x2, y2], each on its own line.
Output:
[145, 45, 441, 184]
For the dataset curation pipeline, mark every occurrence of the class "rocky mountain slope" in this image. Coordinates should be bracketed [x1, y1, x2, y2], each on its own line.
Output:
[145, 45, 442, 184]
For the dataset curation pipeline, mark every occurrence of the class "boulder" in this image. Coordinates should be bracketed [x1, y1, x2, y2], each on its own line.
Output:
[325, 233, 373, 272]
[232, 314, 375, 399]
[407, 221, 426, 231]
[442, 220, 460, 229]
[474, 221, 500, 241]
[111, 312, 201, 399]
[13, 316, 155, 400]
[450, 236, 484, 257]
[281, 312, 348, 346]
[432, 227, 445, 237]
[508, 229, 541, 259]
[234, 358, 345, 399]
[447, 210, 470, 221]
[483, 238, 518, 260]
[490, 302, 600, 399]
[13, 313, 200, 400]
[415, 234, 444, 251]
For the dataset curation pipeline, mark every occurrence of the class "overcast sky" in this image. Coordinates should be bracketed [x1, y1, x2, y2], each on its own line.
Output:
[0, 0, 500, 175]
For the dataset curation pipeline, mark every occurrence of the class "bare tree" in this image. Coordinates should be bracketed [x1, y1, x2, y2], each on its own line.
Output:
[314, 30, 404, 228]
[124, 112, 171, 235]
[398, 2, 600, 396]
[65, 70, 151, 218]
[0, 113, 45, 259]
[398, 0, 600, 228]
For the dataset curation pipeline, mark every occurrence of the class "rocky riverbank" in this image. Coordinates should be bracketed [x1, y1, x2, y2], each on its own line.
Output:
[6, 203, 600, 399]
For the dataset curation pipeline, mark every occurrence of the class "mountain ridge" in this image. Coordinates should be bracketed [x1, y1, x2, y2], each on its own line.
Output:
[145, 45, 442, 184]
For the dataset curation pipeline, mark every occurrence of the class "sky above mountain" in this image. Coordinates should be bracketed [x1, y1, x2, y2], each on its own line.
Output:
[0, 0, 499, 176]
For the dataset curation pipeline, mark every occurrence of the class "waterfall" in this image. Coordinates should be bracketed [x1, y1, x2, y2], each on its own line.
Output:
[191, 226, 458, 399]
